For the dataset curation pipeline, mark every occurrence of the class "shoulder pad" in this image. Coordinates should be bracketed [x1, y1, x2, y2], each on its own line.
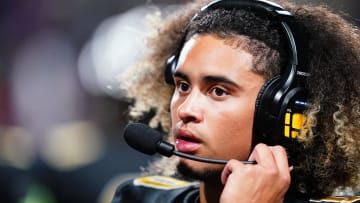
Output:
[133, 175, 196, 190]
[311, 196, 360, 202]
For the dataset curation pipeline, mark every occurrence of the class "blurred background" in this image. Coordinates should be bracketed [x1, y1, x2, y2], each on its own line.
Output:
[0, 0, 359, 202]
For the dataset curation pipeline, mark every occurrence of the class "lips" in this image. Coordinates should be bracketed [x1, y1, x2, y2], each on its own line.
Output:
[175, 129, 202, 153]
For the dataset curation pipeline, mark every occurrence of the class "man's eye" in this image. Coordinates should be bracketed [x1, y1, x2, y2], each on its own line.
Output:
[177, 81, 190, 92]
[210, 87, 228, 97]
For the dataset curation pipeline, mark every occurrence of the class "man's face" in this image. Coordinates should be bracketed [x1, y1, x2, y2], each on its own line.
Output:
[170, 34, 265, 180]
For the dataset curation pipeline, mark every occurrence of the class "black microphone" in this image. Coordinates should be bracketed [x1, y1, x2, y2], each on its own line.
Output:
[123, 123, 255, 165]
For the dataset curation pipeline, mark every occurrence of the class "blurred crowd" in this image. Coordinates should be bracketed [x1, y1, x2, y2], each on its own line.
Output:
[0, 0, 359, 202]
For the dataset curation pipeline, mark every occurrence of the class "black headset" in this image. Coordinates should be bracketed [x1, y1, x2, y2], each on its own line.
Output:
[164, 0, 311, 157]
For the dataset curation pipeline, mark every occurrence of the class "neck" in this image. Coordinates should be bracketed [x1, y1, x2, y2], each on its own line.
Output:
[199, 178, 223, 203]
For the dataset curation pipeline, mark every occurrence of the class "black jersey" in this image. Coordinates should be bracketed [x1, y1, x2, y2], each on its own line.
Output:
[111, 175, 360, 203]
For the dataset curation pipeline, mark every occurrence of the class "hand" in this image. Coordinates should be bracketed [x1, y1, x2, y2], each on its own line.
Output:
[220, 143, 291, 203]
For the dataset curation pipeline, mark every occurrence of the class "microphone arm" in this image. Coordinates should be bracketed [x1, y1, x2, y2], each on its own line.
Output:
[156, 139, 255, 165]
[174, 151, 228, 164]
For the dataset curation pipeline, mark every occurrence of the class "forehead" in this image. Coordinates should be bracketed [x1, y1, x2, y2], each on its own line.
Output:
[176, 34, 255, 76]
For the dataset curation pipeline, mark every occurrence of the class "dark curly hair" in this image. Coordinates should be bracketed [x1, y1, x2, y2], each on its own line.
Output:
[120, 0, 360, 196]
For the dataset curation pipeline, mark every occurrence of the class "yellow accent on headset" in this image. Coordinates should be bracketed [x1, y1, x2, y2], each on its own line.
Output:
[284, 125, 290, 138]
[292, 113, 306, 129]
[285, 113, 291, 125]
[291, 131, 298, 138]
[284, 112, 306, 139]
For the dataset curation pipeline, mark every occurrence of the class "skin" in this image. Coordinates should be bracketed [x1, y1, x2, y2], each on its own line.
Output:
[170, 34, 291, 203]
[220, 145, 291, 203]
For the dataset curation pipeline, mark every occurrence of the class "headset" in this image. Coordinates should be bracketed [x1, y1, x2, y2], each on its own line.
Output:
[164, 0, 311, 158]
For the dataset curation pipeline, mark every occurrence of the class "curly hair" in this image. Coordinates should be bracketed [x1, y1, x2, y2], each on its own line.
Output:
[119, 0, 360, 196]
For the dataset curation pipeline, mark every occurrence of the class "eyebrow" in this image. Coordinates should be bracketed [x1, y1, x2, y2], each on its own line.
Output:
[173, 71, 189, 81]
[173, 70, 241, 89]
[203, 75, 240, 88]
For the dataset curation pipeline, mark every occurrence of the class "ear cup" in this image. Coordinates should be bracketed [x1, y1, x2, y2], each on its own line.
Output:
[255, 76, 280, 113]
[253, 72, 307, 161]
[253, 76, 282, 148]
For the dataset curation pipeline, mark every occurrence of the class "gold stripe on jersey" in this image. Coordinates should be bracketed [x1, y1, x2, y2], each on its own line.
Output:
[133, 176, 195, 190]
[311, 196, 360, 202]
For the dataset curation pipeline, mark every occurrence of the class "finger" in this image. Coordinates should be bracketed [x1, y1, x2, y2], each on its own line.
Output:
[268, 146, 291, 185]
[248, 143, 277, 168]
[268, 146, 289, 172]
[221, 159, 242, 185]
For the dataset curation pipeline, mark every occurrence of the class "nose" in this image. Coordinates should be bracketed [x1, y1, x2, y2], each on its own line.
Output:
[177, 91, 204, 124]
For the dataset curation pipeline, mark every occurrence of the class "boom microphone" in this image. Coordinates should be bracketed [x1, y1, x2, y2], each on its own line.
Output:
[123, 123, 255, 165]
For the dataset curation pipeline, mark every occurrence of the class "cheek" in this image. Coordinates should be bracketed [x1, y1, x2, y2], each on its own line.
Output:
[208, 101, 255, 156]
[214, 111, 254, 139]
[170, 93, 179, 121]
[210, 99, 255, 131]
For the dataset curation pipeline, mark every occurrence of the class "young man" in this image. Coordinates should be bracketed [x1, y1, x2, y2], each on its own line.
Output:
[112, 0, 360, 202]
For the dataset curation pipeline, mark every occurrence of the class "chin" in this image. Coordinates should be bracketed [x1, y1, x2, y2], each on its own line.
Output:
[177, 160, 223, 182]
